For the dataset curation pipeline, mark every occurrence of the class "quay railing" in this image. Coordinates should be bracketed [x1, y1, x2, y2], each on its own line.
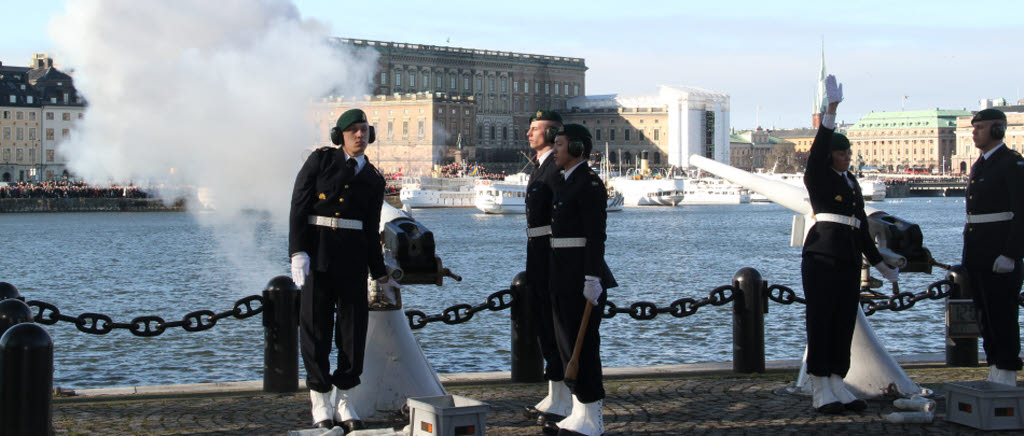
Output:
[0, 266, 1018, 434]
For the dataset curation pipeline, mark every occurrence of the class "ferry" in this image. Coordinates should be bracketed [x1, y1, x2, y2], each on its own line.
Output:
[608, 169, 686, 206]
[474, 173, 625, 214]
[399, 176, 477, 208]
[682, 177, 751, 204]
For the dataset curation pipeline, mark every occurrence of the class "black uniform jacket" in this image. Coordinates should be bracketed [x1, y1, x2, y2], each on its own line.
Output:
[526, 153, 561, 288]
[549, 164, 617, 293]
[289, 147, 387, 279]
[963, 144, 1024, 264]
[802, 126, 884, 267]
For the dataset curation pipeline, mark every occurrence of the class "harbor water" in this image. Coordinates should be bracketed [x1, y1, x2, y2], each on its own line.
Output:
[0, 198, 990, 389]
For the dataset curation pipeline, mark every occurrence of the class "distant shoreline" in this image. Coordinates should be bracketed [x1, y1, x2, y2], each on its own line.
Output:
[0, 198, 185, 213]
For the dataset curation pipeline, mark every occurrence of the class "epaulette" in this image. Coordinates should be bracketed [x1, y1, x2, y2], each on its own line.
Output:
[315, 146, 332, 152]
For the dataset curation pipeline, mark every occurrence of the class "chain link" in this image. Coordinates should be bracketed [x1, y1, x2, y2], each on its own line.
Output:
[25, 295, 264, 337]
[406, 289, 514, 330]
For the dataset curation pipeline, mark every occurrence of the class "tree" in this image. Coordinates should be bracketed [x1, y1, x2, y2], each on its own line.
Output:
[765, 142, 804, 173]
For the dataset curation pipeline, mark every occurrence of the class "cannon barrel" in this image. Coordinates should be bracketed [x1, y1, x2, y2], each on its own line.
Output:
[687, 154, 931, 273]
[379, 203, 456, 285]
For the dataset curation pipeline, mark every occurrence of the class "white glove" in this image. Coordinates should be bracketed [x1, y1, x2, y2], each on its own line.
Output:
[993, 255, 1016, 273]
[583, 275, 602, 305]
[873, 262, 899, 283]
[377, 276, 401, 304]
[825, 74, 843, 104]
[290, 252, 310, 287]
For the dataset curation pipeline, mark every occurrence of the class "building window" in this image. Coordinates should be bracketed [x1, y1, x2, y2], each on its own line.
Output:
[2, 127, 9, 140]
[1, 149, 8, 161]
[574, 84, 579, 96]
[46, 150, 54, 162]
[46, 129, 54, 140]
[501, 78, 507, 92]
[62, 128, 69, 138]
[16, 148, 23, 161]
[624, 129, 630, 141]
[2, 111, 8, 119]
[525, 80, 530, 94]
[16, 111, 23, 120]
[46, 112, 53, 120]
[63, 113, 71, 121]
[490, 126, 495, 140]
[476, 77, 482, 91]
[418, 120, 425, 137]
[596, 129, 601, 141]
[638, 129, 645, 141]
[450, 76, 456, 89]
[545, 83, 550, 95]
[609, 129, 616, 141]
[28, 128, 35, 141]
[16, 127, 23, 140]
[423, 73, 429, 87]
[554, 83, 560, 95]
[409, 73, 416, 88]
[395, 72, 401, 87]
[535, 82, 539, 94]
[489, 78, 495, 92]
[29, 112, 35, 120]
[436, 76, 442, 89]
[78, 113, 83, 119]
[387, 121, 393, 139]
[380, 72, 387, 85]
[654, 129, 660, 141]
[402, 121, 408, 137]
[8, 96, 13, 104]
[514, 81, 519, 93]
[28, 148, 35, 162]
[502, 126, 507, 140]
[478, 125, 483, 139]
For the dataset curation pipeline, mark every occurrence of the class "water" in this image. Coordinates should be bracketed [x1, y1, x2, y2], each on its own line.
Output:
[0, 198, 984, 389]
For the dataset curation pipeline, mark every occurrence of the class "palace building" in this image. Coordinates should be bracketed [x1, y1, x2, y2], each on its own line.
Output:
[845, 109, 970, 172]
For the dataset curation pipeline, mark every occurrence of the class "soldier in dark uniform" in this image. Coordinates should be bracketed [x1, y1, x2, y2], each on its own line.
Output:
[801, 75, 898, 414]
[289, 108, 400, 430]
[962, 108, 1024, 386]
[523, 110, 572, 425]
[545, 124, 615, 436]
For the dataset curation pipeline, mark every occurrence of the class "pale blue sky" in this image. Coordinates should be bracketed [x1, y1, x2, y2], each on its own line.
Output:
[2, 0, 1020, 129]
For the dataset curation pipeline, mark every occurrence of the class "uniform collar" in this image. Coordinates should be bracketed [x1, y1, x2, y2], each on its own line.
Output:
[982, 142, 1006, 160]
[343, 151, 367, 174]
[537, 149, 553, 167]
[563, 161, 586, 180]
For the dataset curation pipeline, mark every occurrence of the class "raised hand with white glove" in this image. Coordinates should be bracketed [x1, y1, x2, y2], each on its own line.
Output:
[825, 74, 843, 105]
[873, 262, 899, 283]
[291, 252, 310, 288]
[583, 275, 602, 305]
[993, 255, 1016, 274]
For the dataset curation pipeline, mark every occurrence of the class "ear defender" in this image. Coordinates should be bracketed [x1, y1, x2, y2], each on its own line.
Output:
[568, 140, 584, 158]
[368, 126, 376, 144]
[992, 123, 1006, 140]
[544, 126, 559, 144]
[330, 127, 343, 145]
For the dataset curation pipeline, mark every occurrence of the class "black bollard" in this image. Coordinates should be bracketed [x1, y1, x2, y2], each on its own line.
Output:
[0, 282, 23, 302]
[0, 299, 35, 337]
[0, 322, 54, 436]
[263, 275, 299, 393]
[509, 271, 543, 383]
[945, 265, 979, 367]
[732, 267, 767, 373]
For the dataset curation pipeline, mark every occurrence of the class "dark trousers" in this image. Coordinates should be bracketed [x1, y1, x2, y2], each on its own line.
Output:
[551, 290, 604, 403]
[966, 259, 1024, 371]
[527, 279, 565, 382]
[802, 254, 861, 377]
[300, 269, 369, 392]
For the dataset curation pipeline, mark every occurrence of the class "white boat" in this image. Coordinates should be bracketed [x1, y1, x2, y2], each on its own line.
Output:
[750, 172, 885, 202]
[608, 171, 686, 206]
[399, 176, 477, 208]
[474, 172, 626, 214]
[682, 177, 751, 204]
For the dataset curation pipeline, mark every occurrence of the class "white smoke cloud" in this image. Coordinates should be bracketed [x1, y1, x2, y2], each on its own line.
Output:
[47, 0, 379, 286]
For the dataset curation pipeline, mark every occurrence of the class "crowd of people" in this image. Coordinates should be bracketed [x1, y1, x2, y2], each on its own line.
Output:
[0, 180, 151, 199]
[434, 162, 506, 180]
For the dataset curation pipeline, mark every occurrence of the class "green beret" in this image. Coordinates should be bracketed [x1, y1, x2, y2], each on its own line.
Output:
[972, 108, 1007, 124]
[529, 110, 562, 123]
[336, 108, 368, 131]
[830, 132, 851, 151]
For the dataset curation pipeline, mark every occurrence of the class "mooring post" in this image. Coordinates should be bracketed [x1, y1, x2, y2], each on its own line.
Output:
[263, 275, 299, 393]
[0, 282, 23, 302]
[509, 271, 543, 382]
[733, 267, 767, 373]
[945, 265, 979, 367]
[0, 298, 53, 436]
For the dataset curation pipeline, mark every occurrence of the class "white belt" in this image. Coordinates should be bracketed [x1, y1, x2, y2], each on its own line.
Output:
[308, 215, 362, 230]
[814, 213, 861, 228]
[966, 211, 1014, 224]
[551, 237, 587, 248]
[527, 225, 552, 238]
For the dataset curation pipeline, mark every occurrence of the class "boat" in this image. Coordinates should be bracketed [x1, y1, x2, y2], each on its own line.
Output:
[399, 176, 477, 208]
[682, 177, 751, 204]
[474, 172, 625, 214]
[608, 168, 686, 206]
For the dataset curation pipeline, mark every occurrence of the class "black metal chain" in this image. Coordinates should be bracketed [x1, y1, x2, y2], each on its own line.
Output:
[405, 289, 513, 330]
[601, 285, 736, 320]
[766, 279, 959, 315]
[26, 295, 263, 337]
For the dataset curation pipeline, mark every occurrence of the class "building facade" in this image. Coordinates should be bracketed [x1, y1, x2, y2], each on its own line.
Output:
[309, 92, 476, 176]
[564, 85, 730, 169]
[0, 55, 83, 182]
[730, 128, 778, 170]
[845, 109, 970, 172]
[951, 109, 1024, 174]
[334, 38, 586, 162]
